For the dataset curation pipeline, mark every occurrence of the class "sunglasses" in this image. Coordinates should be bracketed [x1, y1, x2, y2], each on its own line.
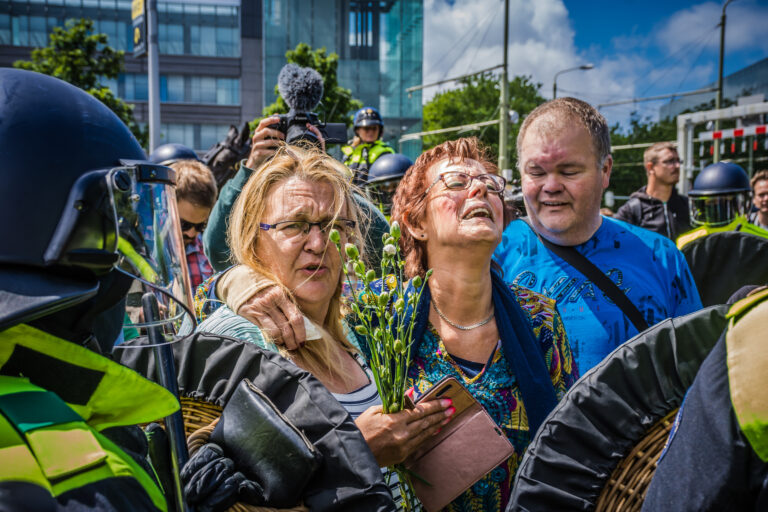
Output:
[180, 219, 208, 233]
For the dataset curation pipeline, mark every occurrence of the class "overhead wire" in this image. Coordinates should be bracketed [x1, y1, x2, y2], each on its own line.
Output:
[461, 0, 504, 77]
[428, 4, 503, 84]
[638, 24, 718, 97]
[669, 30, 717, 101]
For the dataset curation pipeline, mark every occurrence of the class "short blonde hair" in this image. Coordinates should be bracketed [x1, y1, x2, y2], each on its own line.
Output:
[644, 142, 677, 167]
[172, 159, 218, 209]
[751, 169, 768, 190]
[228, 144, 365, 383]
[517, 97, 611, 169]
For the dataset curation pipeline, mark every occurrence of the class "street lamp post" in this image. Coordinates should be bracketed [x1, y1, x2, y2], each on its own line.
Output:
[553, 64, 594, 99]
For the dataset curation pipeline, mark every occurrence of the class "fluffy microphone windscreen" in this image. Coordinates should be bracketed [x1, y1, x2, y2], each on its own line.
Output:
[277, 64, 324, 112]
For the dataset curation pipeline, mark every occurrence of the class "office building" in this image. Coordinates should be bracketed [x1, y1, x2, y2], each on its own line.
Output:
[1, 0, 422, 155]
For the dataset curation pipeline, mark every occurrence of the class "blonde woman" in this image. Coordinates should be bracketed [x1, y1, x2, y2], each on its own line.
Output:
[193, 144, 453, 508]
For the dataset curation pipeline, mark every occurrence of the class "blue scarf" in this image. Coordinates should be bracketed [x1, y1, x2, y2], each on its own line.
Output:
[408, 270, 558, 435]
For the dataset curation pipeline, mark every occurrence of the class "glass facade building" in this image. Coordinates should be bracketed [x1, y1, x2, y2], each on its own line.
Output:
[263, 0, 423, 157]
[1, 0, 423, 156]
[0, 1, 239, 56]
[1, 0, 246, 151]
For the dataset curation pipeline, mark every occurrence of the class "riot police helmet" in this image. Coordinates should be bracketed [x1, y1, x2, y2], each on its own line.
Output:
[0, 69, 192, 333]
[149, 143, 201, 166]
[366, 153, 412, 215]
[354, 107, 384, 129]
[689, 162, 751, 226]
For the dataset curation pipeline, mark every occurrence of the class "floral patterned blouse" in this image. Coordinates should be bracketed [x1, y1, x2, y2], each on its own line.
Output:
[407, 284, 578, 512]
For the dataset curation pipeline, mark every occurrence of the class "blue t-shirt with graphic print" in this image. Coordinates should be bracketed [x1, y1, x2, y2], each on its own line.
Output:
[493, 216, 702, 372]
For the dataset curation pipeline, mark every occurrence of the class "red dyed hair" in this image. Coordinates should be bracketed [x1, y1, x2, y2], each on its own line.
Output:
[391, 137, 503, 278]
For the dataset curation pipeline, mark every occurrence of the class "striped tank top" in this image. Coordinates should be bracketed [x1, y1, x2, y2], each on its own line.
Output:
[332, 354, 419, 511]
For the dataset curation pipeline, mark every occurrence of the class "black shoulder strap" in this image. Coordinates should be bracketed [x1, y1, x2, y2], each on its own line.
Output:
[629, 197, 643, 223]
[521, 218, 649, 332]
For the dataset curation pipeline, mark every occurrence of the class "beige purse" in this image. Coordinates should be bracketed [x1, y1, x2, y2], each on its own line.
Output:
[405, 377, 515, 512]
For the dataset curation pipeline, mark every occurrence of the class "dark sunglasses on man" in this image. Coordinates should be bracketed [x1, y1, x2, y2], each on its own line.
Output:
[180, 219, 207, 233]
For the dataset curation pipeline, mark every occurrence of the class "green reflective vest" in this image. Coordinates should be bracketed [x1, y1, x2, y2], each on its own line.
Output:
[726, 287, 768, 462]
[341, 140, 395, 184]
[0, 323, 179, 509]
[676, 215, 768, 250]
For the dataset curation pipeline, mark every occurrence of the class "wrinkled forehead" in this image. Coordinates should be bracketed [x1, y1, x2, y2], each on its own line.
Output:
[264, 176, 348, 219]
[428, 157, 489, 179]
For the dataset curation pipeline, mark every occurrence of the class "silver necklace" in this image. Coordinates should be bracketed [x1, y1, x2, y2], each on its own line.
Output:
[432, 299, 494, 331]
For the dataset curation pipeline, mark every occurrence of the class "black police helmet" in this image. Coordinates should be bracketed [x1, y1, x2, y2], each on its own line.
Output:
[354, 107, 384, 129]
[0, 69, 146, 328]
[149, 143, 200, 166]
[367, 153, 413, 186]
[688, 162, 750, 197]
[688, 162, 751, 227]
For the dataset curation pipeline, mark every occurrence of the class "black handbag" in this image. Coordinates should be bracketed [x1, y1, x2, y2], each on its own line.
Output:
[211, 378, 323, 508]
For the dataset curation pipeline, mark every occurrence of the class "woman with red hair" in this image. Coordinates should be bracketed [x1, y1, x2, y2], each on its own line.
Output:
[391, 137, 577, 511]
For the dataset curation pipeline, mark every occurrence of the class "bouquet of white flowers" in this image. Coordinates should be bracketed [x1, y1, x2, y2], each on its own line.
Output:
[330, 221, 431, 510]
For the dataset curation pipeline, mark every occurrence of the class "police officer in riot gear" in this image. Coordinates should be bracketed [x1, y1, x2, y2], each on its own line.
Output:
[342, 107, 394, 186]
[365, 152, 413, 218]
[686, 161, 753, 228]
[0, 68, 190, 510]
[678, 161, 768, 248]
[676, 161, 768, 306]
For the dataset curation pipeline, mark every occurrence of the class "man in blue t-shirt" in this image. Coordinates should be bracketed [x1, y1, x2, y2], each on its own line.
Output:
[494, 98, 701, 372]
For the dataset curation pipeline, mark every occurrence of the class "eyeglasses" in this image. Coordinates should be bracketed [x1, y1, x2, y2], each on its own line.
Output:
[423, 171, 506, 196]
[660, 158, 682, 166]
[180, 219, 207, 233]
[259, 219, 356, 239]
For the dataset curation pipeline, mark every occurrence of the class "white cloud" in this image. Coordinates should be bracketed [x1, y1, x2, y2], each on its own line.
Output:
[422, 0, 767, 128]
[657, 1, 768, 56]
[423, 0, 637, 125]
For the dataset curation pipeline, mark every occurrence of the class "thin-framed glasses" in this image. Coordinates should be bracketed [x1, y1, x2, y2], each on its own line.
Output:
[259, 219, 356, 239]
[423, 171, 506, 196]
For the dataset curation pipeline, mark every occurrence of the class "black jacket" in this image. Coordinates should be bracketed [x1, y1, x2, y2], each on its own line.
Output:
[642, 330, 768, 511]
[118, 332, 395, 512]
[614, 187, 691, 239]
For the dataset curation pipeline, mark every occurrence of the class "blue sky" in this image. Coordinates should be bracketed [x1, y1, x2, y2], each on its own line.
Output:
[423, 0, 768, 127]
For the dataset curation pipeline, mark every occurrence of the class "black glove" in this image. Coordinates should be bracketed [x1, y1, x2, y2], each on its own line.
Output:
[180, 443, 264, 512]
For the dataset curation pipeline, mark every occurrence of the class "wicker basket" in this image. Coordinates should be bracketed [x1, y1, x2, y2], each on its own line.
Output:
[594, 409, 678, 512]
[179, 397, 309, 512]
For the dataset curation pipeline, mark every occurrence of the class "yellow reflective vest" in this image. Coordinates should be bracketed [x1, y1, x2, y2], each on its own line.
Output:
[725, 288, 768, 462]
[0, 323, 179, 509]
[676, 215, 768, 250]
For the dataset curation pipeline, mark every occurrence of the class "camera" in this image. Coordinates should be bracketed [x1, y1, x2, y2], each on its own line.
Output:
[270, 111, 348, 146]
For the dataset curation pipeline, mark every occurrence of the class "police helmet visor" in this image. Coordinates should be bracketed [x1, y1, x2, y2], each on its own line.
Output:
[368, 177, 401, 216]
[689, 194, 746, 227]
[109, 165, 195, 338]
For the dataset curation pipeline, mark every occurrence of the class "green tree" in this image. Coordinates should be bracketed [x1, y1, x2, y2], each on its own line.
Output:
[421, 73, 545, 167]
[14, 18, 147, 147]
[607, 96, 743, 199]
[609, 115, 678, 198]
[255, 43, 363, 130]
